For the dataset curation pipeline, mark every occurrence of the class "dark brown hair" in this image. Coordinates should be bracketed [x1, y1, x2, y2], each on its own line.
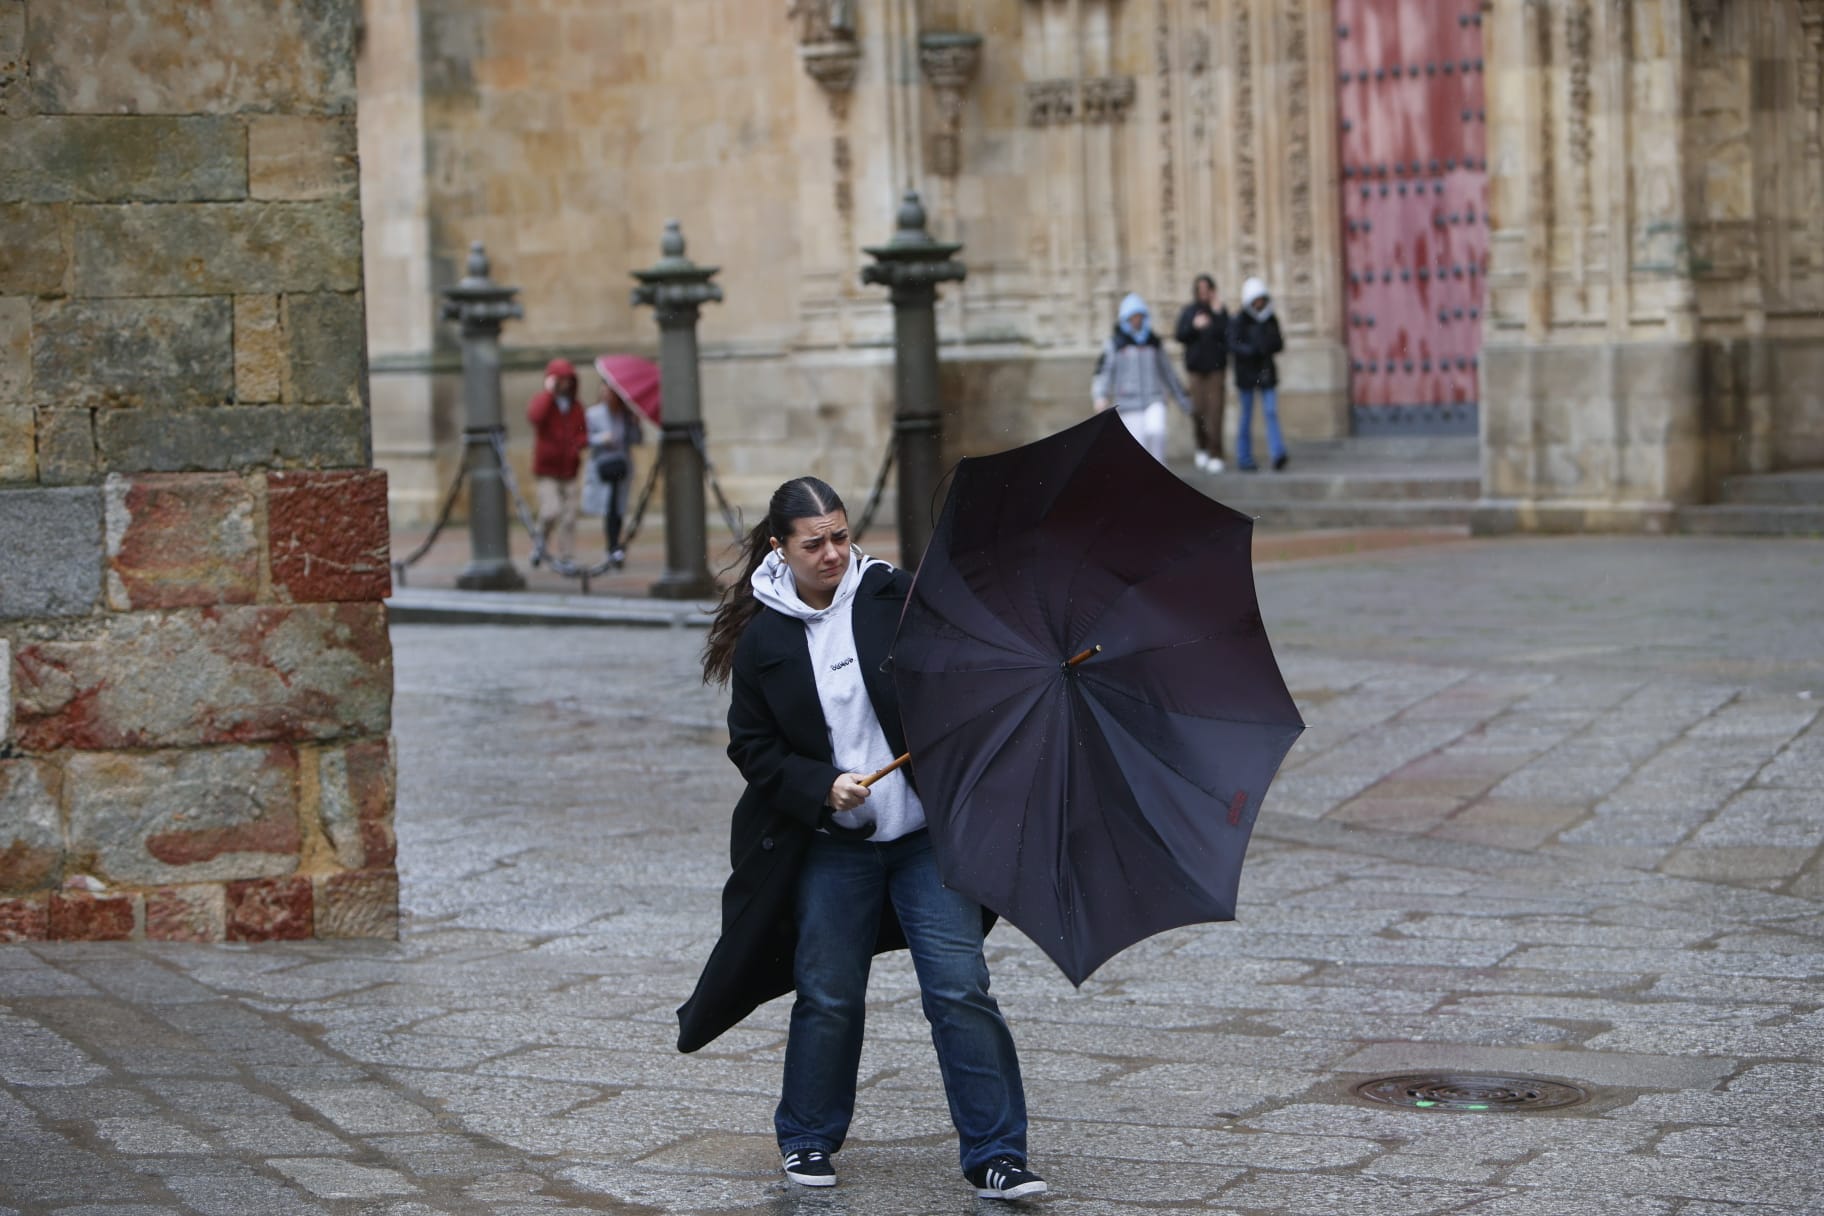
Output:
[700, 476, 846, 686]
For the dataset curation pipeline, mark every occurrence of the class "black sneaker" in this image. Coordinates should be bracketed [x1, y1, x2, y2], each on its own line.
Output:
[968, 1156, 1047, 1201]
[1273, 452, 1289, 471]
[781, 1148, 836, 1187]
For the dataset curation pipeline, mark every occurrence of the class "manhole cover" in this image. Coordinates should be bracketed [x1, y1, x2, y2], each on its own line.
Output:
[1353, 1073, 1589, 1112]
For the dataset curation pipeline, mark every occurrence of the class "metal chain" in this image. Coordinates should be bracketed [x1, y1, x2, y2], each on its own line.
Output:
[687, 424, 746, 539]
[389, 446, 471, 588]
[413, 427, 742, 585]
[852, 432, 897, 544]
[619, 448, 665, 547]
[486, 429, 619, 580]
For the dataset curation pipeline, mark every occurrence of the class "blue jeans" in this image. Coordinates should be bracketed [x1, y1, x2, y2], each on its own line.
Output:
[777, 830, 1028, 1173]
[1236, 385, 1286, 467]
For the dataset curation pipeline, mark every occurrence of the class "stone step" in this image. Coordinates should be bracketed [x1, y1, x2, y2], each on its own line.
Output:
[1717, 468, 1824, 506]
[1188, 469, 1481, 503]
[1295, 435, 1482, 462]
[1216, 498, 1476, 530]
[1672, 504, 1824, 537]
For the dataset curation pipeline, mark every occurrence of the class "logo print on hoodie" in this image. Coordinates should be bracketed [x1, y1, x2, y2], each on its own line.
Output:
[830, 657, 855, 672]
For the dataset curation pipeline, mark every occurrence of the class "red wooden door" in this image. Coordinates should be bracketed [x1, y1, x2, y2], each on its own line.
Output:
[1335, 1, 1488, 435]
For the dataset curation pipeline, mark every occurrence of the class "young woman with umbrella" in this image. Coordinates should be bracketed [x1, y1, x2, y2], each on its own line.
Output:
[682, 476, 1046, 1202]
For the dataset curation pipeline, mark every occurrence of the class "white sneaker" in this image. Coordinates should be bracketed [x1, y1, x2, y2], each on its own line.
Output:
[1208, 456, 1225, 473]
[1194, 451, 1210, 471]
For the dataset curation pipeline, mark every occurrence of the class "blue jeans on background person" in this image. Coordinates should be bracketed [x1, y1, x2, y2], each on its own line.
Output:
[777, 829, 1029, 1174]
[1236, 385, 1286, 469]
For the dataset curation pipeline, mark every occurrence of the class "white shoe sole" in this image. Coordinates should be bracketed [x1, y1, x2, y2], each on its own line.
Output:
[784, 1170, 836, 1187]
[977, 1179, 1048, 1200]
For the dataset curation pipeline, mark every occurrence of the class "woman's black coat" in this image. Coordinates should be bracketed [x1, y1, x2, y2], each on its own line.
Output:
[1173, 302, 1230, 374]
[1228, 309, 1284, 390]
[676, 564, 988, 1053]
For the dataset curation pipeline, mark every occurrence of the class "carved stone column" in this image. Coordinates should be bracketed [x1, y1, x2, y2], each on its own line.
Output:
[918, 31, 981, 177]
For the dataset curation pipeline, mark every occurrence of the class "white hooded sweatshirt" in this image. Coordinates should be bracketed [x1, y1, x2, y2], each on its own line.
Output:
[750, 548, 927, 842]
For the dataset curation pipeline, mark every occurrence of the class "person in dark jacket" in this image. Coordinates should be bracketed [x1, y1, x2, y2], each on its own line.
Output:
[1229, 277, 1288, 471]
[1174, 274, 1231, 472]
[526, 357, 590, 562]
[683, 477, 1045, 1203]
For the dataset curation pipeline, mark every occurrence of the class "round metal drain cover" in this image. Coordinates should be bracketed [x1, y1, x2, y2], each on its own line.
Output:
[1354, 1074, 1588, 1113]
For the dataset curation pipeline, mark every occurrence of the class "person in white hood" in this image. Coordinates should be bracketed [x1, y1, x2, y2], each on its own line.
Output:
[684, 477, 1045, 1202]
[1229, 276, 1289, 471]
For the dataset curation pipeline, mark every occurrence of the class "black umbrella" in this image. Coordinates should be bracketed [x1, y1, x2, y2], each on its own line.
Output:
[888, 410, 1304, 984]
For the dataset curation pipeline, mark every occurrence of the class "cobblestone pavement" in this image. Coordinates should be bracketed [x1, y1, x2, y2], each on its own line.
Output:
[4, 535, 1823, 1215]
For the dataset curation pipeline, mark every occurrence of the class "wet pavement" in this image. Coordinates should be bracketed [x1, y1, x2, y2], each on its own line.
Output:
[4, 533, 1824, 1214]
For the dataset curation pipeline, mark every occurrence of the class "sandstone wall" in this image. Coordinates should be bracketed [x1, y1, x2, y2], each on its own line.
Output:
[361, 0, 1349, 524]
[1477, 0, 1824, 532]
[0, 0, 398, 943]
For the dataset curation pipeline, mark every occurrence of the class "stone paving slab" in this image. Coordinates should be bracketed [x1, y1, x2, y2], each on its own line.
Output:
[3, 535, 1824, 1213]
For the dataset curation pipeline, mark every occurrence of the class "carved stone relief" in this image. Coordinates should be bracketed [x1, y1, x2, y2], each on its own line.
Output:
[1025, 79, 1077, 126]
[1801, 0, 1824, 285]
[1689, 0, 1723, 48]
[1234, 1, 1259, 270]
[1284, 0, 1313, 297]
[1567, 0, 1594, 228]
[1082, 76, 1137, 122]
[919, 32, 982, 177]
[1025, 77, 1135, 126]
[789, 0, 856, 45]
[1156, 4, 1177, 276]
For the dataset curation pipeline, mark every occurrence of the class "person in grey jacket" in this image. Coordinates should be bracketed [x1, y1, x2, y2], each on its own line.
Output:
[582, 381, 644, 568]
[1091, 292, 1192, 464]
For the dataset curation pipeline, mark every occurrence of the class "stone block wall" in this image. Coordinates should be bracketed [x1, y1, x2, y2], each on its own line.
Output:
[1478, 0, 1824, 532]
[0, 0, 398, 942]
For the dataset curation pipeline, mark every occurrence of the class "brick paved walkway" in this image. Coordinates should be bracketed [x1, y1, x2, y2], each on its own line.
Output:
[3, 534, 1821, 1214]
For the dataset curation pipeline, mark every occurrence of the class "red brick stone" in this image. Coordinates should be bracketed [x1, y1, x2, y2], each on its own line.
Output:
[146, 806, 301, 867]
[0, 894, 49, 941]
[10, 602, 392, 751]
[267, 469, 392, 602]
[145, 884, 227, 942]
[0, 758, 63, 895]
[104, 473, 258, 610]
[65, 745, 300, 886]
[318, 736, 395, 869]
[48, 891, 138, 941]
[226, 875, 313, 941]
[313, 869, 398, 938]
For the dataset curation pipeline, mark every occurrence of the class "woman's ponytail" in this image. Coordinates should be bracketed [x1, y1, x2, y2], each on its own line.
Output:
[701, 518, 774, 687]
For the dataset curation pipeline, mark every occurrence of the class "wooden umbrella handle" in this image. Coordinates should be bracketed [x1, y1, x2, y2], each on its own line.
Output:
[861, 753, 910, 787]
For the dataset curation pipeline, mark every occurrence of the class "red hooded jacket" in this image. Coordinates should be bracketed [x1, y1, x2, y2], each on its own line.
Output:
[527, 357, 590, 479]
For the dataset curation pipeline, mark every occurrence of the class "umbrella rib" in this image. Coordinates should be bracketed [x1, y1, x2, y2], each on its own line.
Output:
[1080, 669, 1302, 729]
[897, 605, 1048, 669]
[903, 678, 1051, 755]
[1086, 533, 1254, 633]
[940, 683, 1059, 837]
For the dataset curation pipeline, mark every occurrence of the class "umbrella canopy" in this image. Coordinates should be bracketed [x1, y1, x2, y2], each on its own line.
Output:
[890, 409, 1304, 984]
[594, 354, 662, 425]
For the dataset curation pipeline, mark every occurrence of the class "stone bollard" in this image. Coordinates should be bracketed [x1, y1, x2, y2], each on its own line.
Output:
[862, 190, 965, 568]
[632, 220, 723, 600]
[441, 241, 526, 591]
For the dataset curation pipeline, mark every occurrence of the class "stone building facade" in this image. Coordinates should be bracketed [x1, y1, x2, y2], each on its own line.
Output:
[1, 0, 399, 943]
[358, 0, 1823, 531]
[1478, 0, 1824, 531]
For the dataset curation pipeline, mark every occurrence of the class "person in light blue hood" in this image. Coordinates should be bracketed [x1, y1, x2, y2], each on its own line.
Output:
[684, 477, 1046, 1203]
[1091, 292, 1192, 463]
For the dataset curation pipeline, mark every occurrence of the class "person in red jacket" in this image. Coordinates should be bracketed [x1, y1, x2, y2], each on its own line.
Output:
[527, 357, 590, 564]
